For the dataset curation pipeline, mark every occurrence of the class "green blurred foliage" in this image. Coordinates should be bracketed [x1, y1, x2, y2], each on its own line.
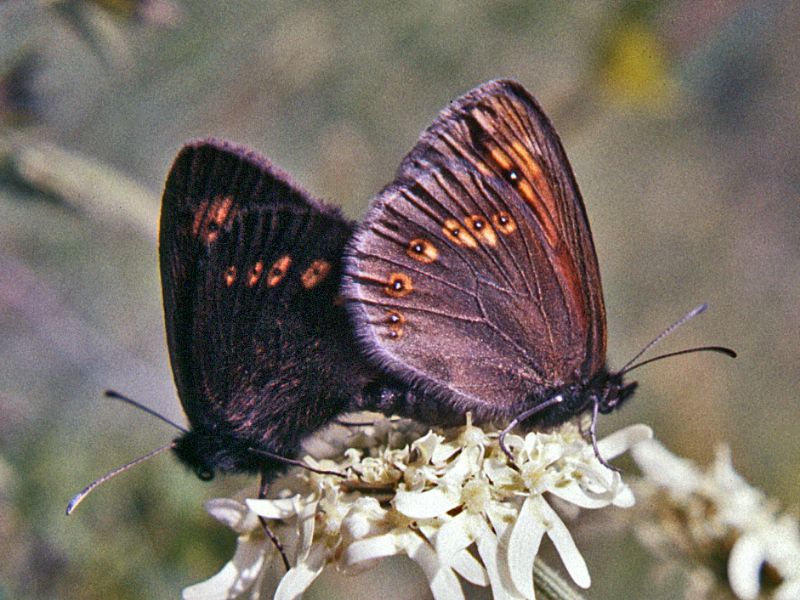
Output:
[1, 1, 798, 598]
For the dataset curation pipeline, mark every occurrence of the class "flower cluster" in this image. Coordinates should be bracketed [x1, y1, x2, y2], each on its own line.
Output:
[631, 440, 800, 600]
[184, 415, 652, 600]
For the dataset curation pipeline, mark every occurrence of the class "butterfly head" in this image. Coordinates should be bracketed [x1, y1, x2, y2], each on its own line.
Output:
[172, 430, 218, 481]
[514, 369, 638, 431]
[173, 427, 268, 481]
[594, 370, 638, 415]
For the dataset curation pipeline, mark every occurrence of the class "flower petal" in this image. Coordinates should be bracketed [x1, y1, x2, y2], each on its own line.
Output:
[183, 539, 265, 600]
[247, 496, 302, 520]
[451, 548, 488, 586]
[341, 497, 388, 541]
[540, 500, 590, 588]
[436, 511, 475, 558]
[404, 534, 465, 600]
[273, 543, 328, 600]
[343, 532, 404, 566]
[728, 534, 763, 600]
[205, 498, 256, 534]
[411, 431, 442, 464]
[776, 579, 800, 600]
[631, 438, 701, 496]
[473, 519, 526, 600]
[507, 495, 546, 598]
[294, 496, 319, 563]
[548, 480, 615, 509]
[395, 487, 460, 519]
[596, 424, 652, 460]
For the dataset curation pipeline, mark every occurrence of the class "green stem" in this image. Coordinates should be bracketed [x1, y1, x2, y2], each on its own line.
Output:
[533, 558, 586, 600]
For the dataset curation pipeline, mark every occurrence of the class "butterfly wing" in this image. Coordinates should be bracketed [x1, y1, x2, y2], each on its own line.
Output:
[343, 80, 606, 417]
[160, 140, 370, 467]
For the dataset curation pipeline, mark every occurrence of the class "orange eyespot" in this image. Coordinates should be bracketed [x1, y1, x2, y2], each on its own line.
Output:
[224, 265, 237, 286]
[301, 259, 331, 289]
[384, 273, 413, 298]
[493, 212, 517, 235]
[465, 215, 497, 246]
[267, 255, 292, 287]
[247, 261, 264, 287]
[442, 218, 478, 249]
[407, 238, 438, 263]
[386, 310, 405, 339]
[192, 195, 235, 243]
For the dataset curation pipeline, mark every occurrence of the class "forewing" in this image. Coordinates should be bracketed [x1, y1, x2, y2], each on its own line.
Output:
[343, 80, 606, 413]
[160, 140, 365, 443]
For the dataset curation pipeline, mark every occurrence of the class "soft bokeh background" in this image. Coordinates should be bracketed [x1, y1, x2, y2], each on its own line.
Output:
[1, 1, 797, 598]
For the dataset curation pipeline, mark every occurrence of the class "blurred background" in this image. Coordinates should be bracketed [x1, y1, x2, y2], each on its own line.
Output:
[1, 1, 797, 598]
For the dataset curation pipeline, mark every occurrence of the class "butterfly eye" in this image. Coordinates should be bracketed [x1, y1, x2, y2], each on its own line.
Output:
[406, 238, 438, 263]
[196, 466, 214, 481]
[506, 169, 520, 183]
[385, 273, 413, 298]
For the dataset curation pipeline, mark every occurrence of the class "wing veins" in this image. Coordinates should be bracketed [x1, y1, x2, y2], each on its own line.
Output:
[355, 296, 482, 323]
[430, 158, 518, 291]
[352, 248, 479, 298]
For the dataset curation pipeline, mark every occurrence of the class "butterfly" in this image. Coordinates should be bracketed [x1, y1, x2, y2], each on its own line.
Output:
[159, 140, 379, 481]
[343, 80, 731, 459]
[343, 79, 642, 459]
[69, 79, 732, 531]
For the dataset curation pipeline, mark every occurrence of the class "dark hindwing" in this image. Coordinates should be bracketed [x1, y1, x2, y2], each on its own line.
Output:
[160, 140, 368, 468]
[343, 80, 606, 416]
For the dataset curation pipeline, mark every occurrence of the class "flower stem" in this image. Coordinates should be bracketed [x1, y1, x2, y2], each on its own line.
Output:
[533, 558, 586, 600]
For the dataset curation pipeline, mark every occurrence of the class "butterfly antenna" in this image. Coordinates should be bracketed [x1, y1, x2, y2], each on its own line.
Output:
[618, 303, 701, 372]
[621, 345, 736, 375]
[66, 441, 176, 515]
[104, 389, 188, 433]
[619, 304, 735, 375]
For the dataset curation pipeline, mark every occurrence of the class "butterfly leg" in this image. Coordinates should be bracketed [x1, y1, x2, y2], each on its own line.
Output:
[257, 471, 291, 572]
[498, 394, 565, 462]
[248, 447, 346, 478]
[589, 399, 620, 473]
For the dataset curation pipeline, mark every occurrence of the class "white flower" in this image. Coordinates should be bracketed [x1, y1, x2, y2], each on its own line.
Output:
[182, 498, 268, 599]
[184, 415, 651, 600]
[632, 439, 800, 600]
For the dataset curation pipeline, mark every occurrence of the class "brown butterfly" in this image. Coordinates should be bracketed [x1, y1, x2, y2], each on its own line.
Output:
[69, 81, 732, 547]
[343, 79, 732, 459]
